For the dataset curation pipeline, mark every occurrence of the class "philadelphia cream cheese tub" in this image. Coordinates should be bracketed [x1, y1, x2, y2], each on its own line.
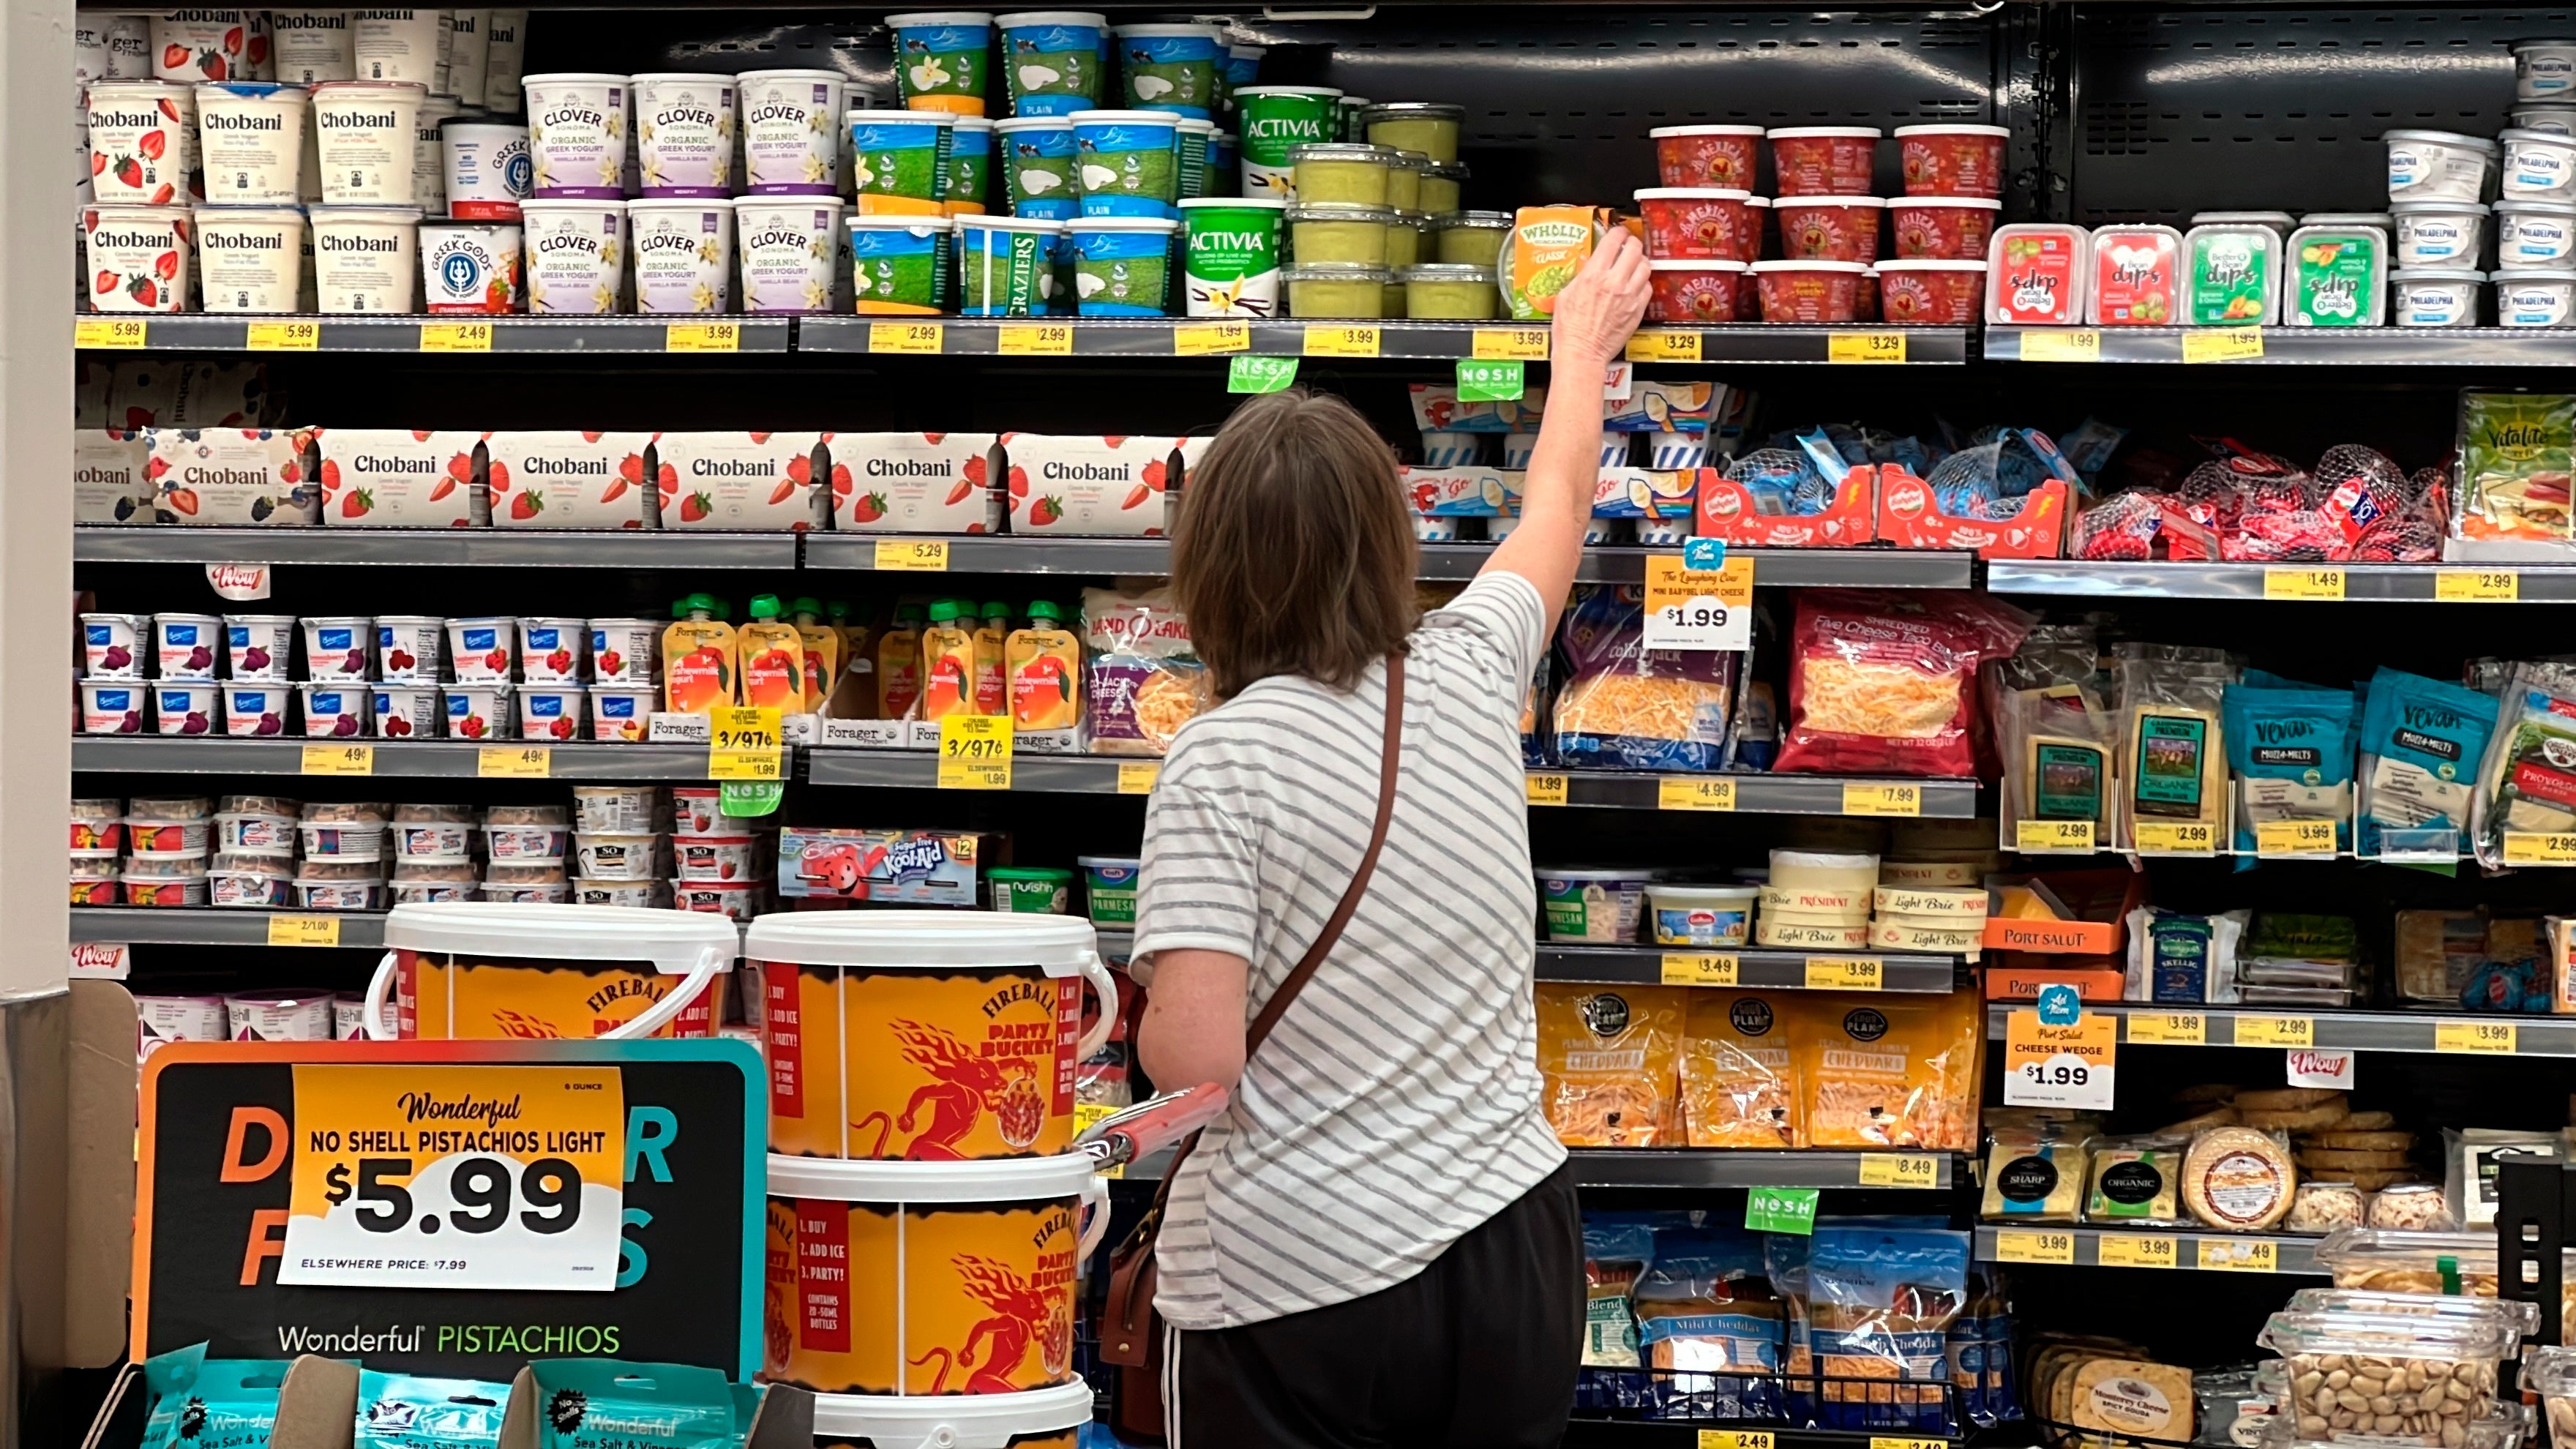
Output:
[364, 899, 738, 1040]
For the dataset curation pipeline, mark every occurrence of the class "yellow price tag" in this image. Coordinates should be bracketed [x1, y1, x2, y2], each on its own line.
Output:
[1660, 954, 1740, 987]
[1074, 1101, 1124, 1178]
[869, 321, 946, 354]
[1700, 1434, 1775, 1449]
[2198, 1238, 2279, 1273]
[2254, 819, 2338, 858]
[1526, 772, 1570, 806]
[1117, 762, 1159, 795]
[2437, 569, 2518, 602]
[2097, 1234, 2179, 1270]
[1872, 1439, 1948, 1449]
[2182, 326, 2265, 364]
[1805, 956, 1884, 992]
[1857, 1153, 1939, 1188]
[2435, 1019, 2517, 1055]
[246, 320, 320, 351]
[2235, 1015, 2314, 1048]
[2264, 567, 2347, 601]
[2017, 818, 2097, 853]
[299, 744, 375, 776]
[1625, 330, 1703, 363]
[937, 714, 1014, 790]
[266, 914, 342, 948]
[1826, 331, 1907, 364]
[997, 323, 1074, 356]
[2125, 1013, 2206, 1045]
[664, 321, 740, 353]
[1658, 776, 1737, 812]
[1303, 325, 1380, 358]
[75, 316, 148, 349]
[1993, 1230, 2075, 1265]
[2019, 329, 2101, 363]
[2504, 832, 2576, 865]
[707, 705, 785, 781]
[477, 745, 551, 779]
[873, 538, 950, 572]
[1172, 321, 1250, 356]
[2133, 820, 2217, 855]
[1841, 782, 1922, 817]
[1472, 327, 1550, 361]
[419, 321, 494, 353]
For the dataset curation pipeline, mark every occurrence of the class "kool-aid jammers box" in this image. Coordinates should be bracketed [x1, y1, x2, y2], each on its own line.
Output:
[776, 827, 992, 906]
[652, 431, 831, 531]
[312, 429, 487, 527]
[480, 430, 656, 528]
[75, 427, 151, 524]
[821, 432, 1003, 533]
[996, 434, 1208, 536]
[145, 427, 318, 525]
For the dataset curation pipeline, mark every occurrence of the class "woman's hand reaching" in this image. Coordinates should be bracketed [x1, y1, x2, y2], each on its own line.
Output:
[1548, 228, 1652, 370]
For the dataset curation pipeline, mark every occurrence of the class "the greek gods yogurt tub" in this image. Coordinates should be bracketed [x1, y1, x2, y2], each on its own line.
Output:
[310, 205, 422, 312]
[411, 94, 460, 212]
[2386, 129, 2498, 204]
[268, 9, 355, 84]
[2389, 200, 2487, 267]
[193, 206, 304, 311]
[2506, 127, 2576, 201]
[523, 72, 629, 198]
[312, 80, 427, 203]
[634, 72, 735, 196]
[2500, 268, 2576, 325]
[2392, 266, 2485, 325]
[195, 83, 308, 203]
[350, 10, 443, 86]
[86, 81, 194, 204]
[2501, 199, 2576, 268]
[83, 204, 193, 312]
[2519, 38, 2576, 100]
[518, 198, 625, 313]
[628, 198, 733, 313]
[738, 69, 845, 195]
[735, 195, 842, 312]
[443, 121, 531, 217]
[419, 219, 520, 311]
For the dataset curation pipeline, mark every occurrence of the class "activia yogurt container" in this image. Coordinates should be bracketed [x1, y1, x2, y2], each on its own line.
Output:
[738, 69, 847, 195]
[442, 120, 531, 218]
[2386, 130, 2498, 203]
[848, 109, 955, 206]
[627, 197, 733, 313]
[518, 197, 626, 313]
[1115, 23, 1224, 119]
[847, 214, 951, 313]
[1179, 195, 1282, 315]
[311, 80, 426, 204]
[2392, 266, 2485, 326]
[736, 195, 845, 312]
[995, 116, 1077, 220]
[1232, 85, 1341, 199]
[954, 213, 1062, 315]
[523, 72, 630, 198]
[996, 12, 1107, 116]
[310, 205, 422, 312]
[194, 206, 304, 312]
[633, 72, 736, 196]
[194, 82, 307, 203]
[1068, 214, 1175, 314]
[419, 219, 520, 312]
[2499, 268, 2576, 325]
[887, 12, 993, 117]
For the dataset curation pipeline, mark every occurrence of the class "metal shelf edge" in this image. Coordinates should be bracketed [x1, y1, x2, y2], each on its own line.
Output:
[1972, 1225, 2326, 1275]
[75, 526, 800, 569]
[1567, 1148, 1958, 1189]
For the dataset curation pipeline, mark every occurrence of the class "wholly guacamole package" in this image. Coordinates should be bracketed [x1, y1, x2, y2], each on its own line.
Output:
[140, 1343, 287, 1449]
[2356, 667, 2500, 861]
[525, 1361, 737, 1449]
[2223, 677, 2358, 856]
[356, 1371, 512, 1449]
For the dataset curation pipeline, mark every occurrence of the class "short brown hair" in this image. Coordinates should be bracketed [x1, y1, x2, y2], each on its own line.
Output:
[1172, 389, 1419, 699]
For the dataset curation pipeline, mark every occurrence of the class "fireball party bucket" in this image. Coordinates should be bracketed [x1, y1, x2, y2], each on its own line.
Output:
[764, 1153, 1109, 1396]
[749, 910, 1117, 1161]
[809, 1379, 1092, 1446]
[364, 899, 737, 1040]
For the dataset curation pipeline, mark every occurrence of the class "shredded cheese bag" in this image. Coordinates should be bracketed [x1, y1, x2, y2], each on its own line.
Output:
[1551, 584, 1739, 771]
[1679, 991, 1802, 1148]
[1793, 992, 1981, 1150]
[1777, 590, 2032, 777]
[1535, 984, 1685, 1147]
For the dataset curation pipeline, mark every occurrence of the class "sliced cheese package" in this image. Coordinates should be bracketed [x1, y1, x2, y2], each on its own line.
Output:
[1982, 1125, 2092, 1221]
[2225, 677, 2359, 857]
[2116, 643, 2239, 848]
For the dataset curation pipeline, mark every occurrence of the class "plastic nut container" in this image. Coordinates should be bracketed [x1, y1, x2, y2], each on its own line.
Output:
[2522, 1345, 2576, 1449]
[1283, 142, 1393, 206]
[1286, 203, 1394, 265]
[2256, 1311, 2518, 1448]
[1432, 210, 1511, 269]
[1358, 102, 1463, 164]
[2287, 225, 2389, 326]
[1399, 263, 1496, 318]
[1284, 261, 1390, 318]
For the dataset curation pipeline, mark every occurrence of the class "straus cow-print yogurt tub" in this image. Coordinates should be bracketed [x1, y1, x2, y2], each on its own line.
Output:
[84, 205, 192, 312]
[519, 198, 625, 312]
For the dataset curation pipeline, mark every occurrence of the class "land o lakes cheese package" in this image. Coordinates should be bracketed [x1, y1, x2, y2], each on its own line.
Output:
[146, 427, 319, 525]
[996, 433, 1208, 535]
[651, 430, 830, 531]
[311, 429, 487, 527]
[479, 430, 656, 528]
[820, 432, 1003, 533]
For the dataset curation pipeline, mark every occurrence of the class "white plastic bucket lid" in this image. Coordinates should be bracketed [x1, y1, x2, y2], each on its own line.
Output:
[767, 1149, 1095, 1202]
[810, 1382, 1092, 1449]
[383, 900, 738, 974]
[745, 907, 1098, 974]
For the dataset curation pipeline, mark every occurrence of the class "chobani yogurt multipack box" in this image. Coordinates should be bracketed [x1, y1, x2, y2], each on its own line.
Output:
[820, 431, 1003, 534]
[311, 430, 488, 527]
[651, 431, 830, 531]
[144, 427, 319, 525]
[479, 430, 656, 528]
[993, 433, 1206, 536]
[75, 427, 152, 524]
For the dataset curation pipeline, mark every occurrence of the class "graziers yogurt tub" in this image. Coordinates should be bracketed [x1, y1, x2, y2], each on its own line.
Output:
[364, 900, 738, 1040]
[310, 205, 421, 312]
[194, 82, 308, 203]
[749, 911, 1118, 1161]
[810, 1381, 1093, 1449]
[194, 207, 304, 312]
[518, 197, 626, 312]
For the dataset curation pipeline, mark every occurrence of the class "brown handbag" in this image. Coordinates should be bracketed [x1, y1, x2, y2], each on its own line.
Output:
[1098, 653, 1408, 1443]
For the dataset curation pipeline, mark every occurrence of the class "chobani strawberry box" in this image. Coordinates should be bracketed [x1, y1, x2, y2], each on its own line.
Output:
[997, 434, 1203, 536]
[145, 427, 318, 525]
[75, 427, 153, 524]
[312, 429, 487, 527]
[652, 431, 830, 531]
[480, 430, 656, 528]
[820, 432, 1003, 533]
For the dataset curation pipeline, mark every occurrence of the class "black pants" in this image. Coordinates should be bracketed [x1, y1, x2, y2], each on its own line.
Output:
[1167, 1161, 1582, 1449]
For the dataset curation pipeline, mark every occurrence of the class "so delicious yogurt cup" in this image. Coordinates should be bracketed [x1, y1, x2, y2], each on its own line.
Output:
[310, 205, 422, 312]
[193, 206, 304, 312]
[310, 80, 426, 204]
[419, 219, 521, 312]
[518, 198, 626, 313]
[627, 198, 733, 313]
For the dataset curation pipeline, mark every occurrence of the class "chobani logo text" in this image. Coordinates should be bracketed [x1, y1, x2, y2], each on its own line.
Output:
[321, 231, 401, 254]
[866, 457, 952, 477]
[519, 454, 611, 476]
[202, 229, 286, 251]
[90, 227, 178, 250]
[181, 467, 270, 487]
[204, 111, 286, 132]
[91, 107, 171, 132]
[268, 11, 347, 29]
[1042, 460, 1132, 482]
[353, 452, 435, 473]
[318, 108, 403, 129]
[689, 457, 776, 477]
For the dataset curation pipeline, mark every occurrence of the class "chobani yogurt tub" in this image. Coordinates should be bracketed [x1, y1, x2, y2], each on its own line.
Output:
[735, 195, 843, 312]
[194, 83, 308, 203]
[1539, 867, 1650, 943]
[633, 72, 735, 196]
[311, 204, 422, 312]
[738, 69, 847, 195]
[518, 198, 626, 313]
[419, 220, 520, 312]
[83, 205, 193, 313]
[311, 80, 426, 204]
[627, 197, 733, 313]
[194, 206, 304, 312]
[523, 72, 631, 199]
[87, 80, 194, 204]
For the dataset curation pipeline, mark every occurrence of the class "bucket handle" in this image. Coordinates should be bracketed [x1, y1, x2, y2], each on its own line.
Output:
[1075, 951, 1118, 1061]
[362, 951, 398, 1040]
[605, 943, 730, 1041]
[1077, 1169, 1112, 1262]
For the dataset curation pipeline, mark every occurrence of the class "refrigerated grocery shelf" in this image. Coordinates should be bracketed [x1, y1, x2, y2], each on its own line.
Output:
[1985, 325, 2576, 367]
[1535, 945, 1964, 992]
[1986, 561, 2576, 602]
[1566, 1149, 1960, 1190]
[72, 906, 387, 947]
[1983, 1002, 2558, 1055]
[76, 315, 794, 354]
[1564, 1424, 1964, 1449]
[1972, 1226, 2325, 1276]
[70, 738, 733, 780]
[794, 318, 1974, 364]
[74, 526, 801, 569]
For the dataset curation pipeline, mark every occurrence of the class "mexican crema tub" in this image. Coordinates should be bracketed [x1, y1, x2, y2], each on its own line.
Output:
[765, 1153, 1107, 1396]
[750, 910, 1116, 1161]
[364, 899, 736, 1040]
[812, 1380, 1090, 1448]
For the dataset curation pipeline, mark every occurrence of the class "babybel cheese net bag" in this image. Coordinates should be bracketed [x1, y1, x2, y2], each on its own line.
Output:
[1794, 992, 1980, 1150]
[1535, 983, 1683, 1147]
[1678, 990, 1802, 1147]
[1776, 590, 2031, 777]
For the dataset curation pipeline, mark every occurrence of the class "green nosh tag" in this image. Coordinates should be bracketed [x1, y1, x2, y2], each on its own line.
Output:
[1745, 1186, 1821, 1235]
[1456, 357, 1525, 402]
[721, 780, 785, 817]
[1227, 354, 1300, 394]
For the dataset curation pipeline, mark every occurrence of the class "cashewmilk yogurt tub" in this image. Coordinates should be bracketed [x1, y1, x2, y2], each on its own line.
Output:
[193, 206, 304, 312]
[734, 196, 843, 312]
[736, 69, 845, 194]
[266, 9, 355, 84]
[83, 205, 193, 312]
[628, 198, 734, 313]
[523, 72, 630, 198]
[444, 121, 531, 218]
[194, 83, 308, 204]
[86, 80, 194, 204]
[518, 198, 626, 312]
[419, 219, 522, 312]
[312, 80, 427, 203]
[350, 10, 445, 86]
[634, 72, 736, 196]
[311, 205, 422, 312]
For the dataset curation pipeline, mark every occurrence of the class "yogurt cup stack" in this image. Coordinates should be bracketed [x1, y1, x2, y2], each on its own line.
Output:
[211, 790, 303, 907]
[481, 803, 570, 903]
[299, 800, 390, 910]
[124, 793, 215, 908]
[70, 798, 124, 905]
[664, 786, 774, 920]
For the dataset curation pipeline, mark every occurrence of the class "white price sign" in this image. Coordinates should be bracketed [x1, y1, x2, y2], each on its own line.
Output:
[1643, 553, 1754, 653]
[2010, 1052, 2115, 1111]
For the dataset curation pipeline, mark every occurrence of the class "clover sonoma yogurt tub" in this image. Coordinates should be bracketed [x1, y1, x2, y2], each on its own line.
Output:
[193, 206, 303, 312]
[523, 72, 630, 198]
[193, 82, 307, 204]
[311, 79, 425, 203]
[311, 205, 422, 312]
[628, 198, 734, 312]
[634, 72, 735, 196]
[518, 197, 625, 312]
[735, 195, 843, 312]
[738, 69, 846, 195]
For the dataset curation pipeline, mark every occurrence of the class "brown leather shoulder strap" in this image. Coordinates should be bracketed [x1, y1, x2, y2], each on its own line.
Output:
[1244, 651, 1404, 1054]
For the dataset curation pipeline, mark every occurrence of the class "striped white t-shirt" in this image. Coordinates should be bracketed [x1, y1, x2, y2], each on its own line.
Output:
[1131, 569, 1567, 1332]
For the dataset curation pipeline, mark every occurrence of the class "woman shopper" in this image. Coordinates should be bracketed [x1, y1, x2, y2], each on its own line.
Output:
[1124, 229, 1652, 1448]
